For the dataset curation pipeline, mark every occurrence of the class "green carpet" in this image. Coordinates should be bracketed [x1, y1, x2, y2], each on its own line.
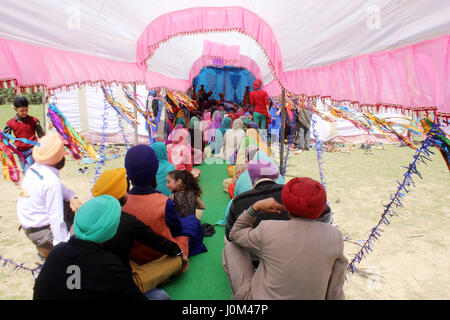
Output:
[160, 161, 232, 300]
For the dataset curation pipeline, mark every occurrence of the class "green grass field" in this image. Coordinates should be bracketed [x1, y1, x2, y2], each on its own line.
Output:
[0, 104, 45, 129]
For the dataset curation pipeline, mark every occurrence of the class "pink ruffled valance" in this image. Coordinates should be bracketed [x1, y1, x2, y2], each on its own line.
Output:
[202, 40, 240, 64]
[281, 35, 450, 116]
[0, 37, 145, 93]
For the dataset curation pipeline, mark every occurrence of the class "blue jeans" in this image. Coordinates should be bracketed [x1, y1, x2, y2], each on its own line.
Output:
[19, 148, 35, 173]
[143, 289, 171, 300]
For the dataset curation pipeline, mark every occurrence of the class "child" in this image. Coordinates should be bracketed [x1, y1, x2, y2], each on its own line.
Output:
[3, 96, 45, 173]
[166, 170, 205, 219]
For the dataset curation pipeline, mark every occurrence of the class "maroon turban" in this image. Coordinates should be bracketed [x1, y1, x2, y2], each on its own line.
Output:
[281, 177, 327, 219]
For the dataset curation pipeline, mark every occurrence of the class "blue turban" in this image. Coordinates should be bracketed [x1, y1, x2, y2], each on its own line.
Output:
[74, 195, 121, 244]
[125, 144, 159, 185]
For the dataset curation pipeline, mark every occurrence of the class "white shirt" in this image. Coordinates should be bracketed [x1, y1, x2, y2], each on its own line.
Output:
[17, 162, 76, 245]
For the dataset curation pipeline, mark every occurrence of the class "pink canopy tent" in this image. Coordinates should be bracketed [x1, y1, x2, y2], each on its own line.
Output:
[0, 0, 449, 120]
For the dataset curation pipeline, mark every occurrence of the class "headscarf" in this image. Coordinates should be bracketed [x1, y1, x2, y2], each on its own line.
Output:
[233, 136, 259, 182]
[210, 113, 222, 130]
[253, 79, 262, 90]
[249, 122, 259, 130]
[92, 168, 127, 199]
[189, 116, 200, 130]
[234, 150, 284, 195]
[151, 142, 176, 197]
[74, 195, 121, 244]
[125, 144, 159, 186]
[242, 118, 252, 129]
[246, 128, 271, 156]
[32, 132, 65, 165]
[199, 111, 212, 133]
[232, 118, 243, 130]
[281, 177, 327, 219]
[222, 118, 245, 164]
[218, 117, 232, 136]
[210, 117, 232, 155]
[174, 116, 187, 127]
[247, 159, 280, 185]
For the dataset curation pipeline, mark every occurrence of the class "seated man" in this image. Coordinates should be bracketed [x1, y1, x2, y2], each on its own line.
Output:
[226, 159, 333, 243]
[122, 144, 189, 265]
[33, 195, 169, 300]
[222, 177, 348, 300]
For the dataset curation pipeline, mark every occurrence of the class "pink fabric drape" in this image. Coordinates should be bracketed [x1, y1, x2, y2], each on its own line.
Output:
[202, 40, 240, 64]
[137, 7, 283, 78]
[282, 35, 450, 115]
[0, 37, 145, 93]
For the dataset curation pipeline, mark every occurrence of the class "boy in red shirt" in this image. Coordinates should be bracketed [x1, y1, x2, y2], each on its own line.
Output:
[3, 96, 45, 173]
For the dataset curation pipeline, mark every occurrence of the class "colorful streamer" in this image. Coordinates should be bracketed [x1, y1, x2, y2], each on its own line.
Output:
[101, 86, 139, 129]
[47, 103, 98, 161]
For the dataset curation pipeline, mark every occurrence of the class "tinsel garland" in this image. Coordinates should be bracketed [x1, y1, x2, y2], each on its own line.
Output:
[0, 254, 42, 279]
[347, 122, 439, 273]
[91, 98, 110, 192]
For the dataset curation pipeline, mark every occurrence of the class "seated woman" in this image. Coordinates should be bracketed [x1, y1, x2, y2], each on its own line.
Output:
[222, 118, 245, 165]
[188, 116, 205, 166]
[151, 142, 175, 197]
[167, 126, 193, 173]
[210, 117, 232, 156]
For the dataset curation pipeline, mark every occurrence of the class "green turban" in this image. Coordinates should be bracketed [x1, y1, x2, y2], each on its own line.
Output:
[74, 195, 121, 243]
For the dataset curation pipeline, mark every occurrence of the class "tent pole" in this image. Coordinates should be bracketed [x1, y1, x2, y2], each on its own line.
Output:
[133, 83, 138, 145]
[279, 88, 286, 173]
[42, 90, 47, 134]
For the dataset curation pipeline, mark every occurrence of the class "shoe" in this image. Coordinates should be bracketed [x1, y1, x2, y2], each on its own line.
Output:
[77, 168, 84, 174]
[83, 167, 89, 174]
[304, 147, 310, 151]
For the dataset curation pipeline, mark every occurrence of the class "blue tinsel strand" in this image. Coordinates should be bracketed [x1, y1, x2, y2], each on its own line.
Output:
[347, 124, 437, 273]
[90, 95, 109, 193]
[0, 254, 43, 278]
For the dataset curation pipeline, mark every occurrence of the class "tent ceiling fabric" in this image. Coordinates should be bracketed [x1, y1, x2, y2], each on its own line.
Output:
[1, 0, 448, 68]
[0, 0, 449, 113]
[146, 31, 274, 85]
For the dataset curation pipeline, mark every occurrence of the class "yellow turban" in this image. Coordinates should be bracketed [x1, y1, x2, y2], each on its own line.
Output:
[32, 132, 65, 165]
[92, 168, 127, 199]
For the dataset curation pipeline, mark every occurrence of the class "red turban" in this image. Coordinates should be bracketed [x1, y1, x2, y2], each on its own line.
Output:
[281, 177, 327, 219]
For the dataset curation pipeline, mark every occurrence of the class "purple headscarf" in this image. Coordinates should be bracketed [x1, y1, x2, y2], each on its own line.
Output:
[247, 159, 280, 185]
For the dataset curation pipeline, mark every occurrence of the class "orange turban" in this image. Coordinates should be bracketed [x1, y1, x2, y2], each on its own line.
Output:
[92, 168, 127, 199]
[32, 133, 65, 165]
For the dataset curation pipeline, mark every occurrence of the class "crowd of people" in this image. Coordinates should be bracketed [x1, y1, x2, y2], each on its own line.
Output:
[4, 83, 347, 300]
